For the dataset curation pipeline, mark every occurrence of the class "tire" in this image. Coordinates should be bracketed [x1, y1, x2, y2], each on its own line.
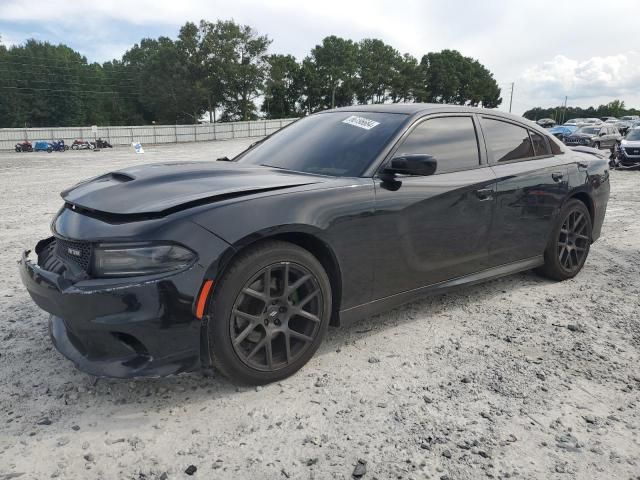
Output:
[593, 141, 600, 150]
[15, 146, 20, 152]
[47, 147, 52, 153]
[71, 144, 79, 150]
[207, 240, 332, 384]
[536, 199, 592, 281]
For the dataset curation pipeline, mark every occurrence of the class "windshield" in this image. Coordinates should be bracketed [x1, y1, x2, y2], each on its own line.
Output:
[236, 111, 408, 177]
[577, 127, 599, 134]
[626, 129, 640, 141]
[566, 118, 584, 123]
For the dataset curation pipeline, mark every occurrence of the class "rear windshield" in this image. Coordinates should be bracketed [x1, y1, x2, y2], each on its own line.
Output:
[236, 112, 408, 177]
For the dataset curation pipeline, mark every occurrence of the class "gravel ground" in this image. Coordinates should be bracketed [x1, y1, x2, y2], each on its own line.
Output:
[0, 141, 639, 480]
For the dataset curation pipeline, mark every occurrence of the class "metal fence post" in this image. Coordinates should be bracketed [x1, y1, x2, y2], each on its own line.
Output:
[174, 125, 178, 143]
[194, 125, 197, 142]
[264, 120, 267, 136]
[213, 123, 217, 141]
[231, 123, 235, 139]
[153, 126, 157, 144]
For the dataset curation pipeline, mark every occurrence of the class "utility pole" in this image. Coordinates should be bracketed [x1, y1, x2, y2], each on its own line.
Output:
[509, 82, 514, 113]
[562, 96, 568, 124]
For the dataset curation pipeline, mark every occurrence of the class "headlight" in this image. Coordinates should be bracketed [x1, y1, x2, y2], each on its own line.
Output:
[93, 243, 196, 277]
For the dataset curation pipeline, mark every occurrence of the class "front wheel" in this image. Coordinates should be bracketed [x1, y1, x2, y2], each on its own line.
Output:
[535, 199, 592, 281]
[593, 141, 600, 150]
[207, 240, 332, 384]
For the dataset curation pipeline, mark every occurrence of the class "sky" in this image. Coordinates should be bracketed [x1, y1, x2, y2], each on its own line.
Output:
[1, 0, 639, 115]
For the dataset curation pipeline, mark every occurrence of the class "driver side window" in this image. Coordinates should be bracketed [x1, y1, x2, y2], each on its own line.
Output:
[396, 116, 481, 175]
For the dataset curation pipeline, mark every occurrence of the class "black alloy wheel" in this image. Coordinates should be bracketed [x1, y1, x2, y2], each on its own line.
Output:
[556, 209, 590, 274]
[536, 199, 592, 281]
[230, 262, 323, 371]
[208, 240, 332, 384]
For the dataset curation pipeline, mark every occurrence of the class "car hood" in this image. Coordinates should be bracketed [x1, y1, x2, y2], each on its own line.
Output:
[61, 161, 327, 216]
[621, 139, 640, 147]
[567, 133, 596, 139]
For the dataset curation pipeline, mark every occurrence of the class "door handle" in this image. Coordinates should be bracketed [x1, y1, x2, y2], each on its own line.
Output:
[551, 172, 564, 182]
[475, 188, 493, 200]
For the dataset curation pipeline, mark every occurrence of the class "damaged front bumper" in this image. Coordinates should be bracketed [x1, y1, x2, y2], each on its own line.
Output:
[19, 242, 204, 378]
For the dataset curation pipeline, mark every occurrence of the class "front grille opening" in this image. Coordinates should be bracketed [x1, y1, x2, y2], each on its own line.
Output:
[55, 239, 92, 272]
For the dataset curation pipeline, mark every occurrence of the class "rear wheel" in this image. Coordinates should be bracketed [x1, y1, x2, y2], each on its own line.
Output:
[536, 199, 592, 281]
[207, 240, 332, 384]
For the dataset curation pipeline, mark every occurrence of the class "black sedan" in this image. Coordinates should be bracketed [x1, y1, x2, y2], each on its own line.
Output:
[19, 105, 610, 384]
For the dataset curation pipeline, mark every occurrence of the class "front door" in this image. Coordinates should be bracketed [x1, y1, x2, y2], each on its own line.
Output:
[372, 114, 496, 300]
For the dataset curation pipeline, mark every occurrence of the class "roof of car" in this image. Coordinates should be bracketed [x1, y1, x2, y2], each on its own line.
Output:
[326, 103, 528, 122]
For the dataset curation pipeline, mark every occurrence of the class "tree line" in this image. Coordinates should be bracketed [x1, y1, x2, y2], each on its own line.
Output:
[0, 20, 502, 128]
[523, 100, 640, 123]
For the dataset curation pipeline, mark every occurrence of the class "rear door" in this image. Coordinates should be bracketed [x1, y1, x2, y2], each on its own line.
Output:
[372, 114, 496, 299]
[480, 116, 570, 266]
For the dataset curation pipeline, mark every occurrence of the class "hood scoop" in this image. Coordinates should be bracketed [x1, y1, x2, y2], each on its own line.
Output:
[61, 162, 323, 221]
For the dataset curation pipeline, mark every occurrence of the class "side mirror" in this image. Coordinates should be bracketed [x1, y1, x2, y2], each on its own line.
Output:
[383, 154, 437, 177]
[599, 131, 606, 136]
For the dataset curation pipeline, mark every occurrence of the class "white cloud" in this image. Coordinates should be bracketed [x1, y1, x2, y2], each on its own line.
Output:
[2, 0, 640, 113]
[521, 52, 640, 99]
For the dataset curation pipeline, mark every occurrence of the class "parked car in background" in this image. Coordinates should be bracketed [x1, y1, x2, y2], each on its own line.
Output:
[617, 127, 640, 168]
[564, 125, 621, 150]
[583, 118, 603, 125]
[19, 104, 610, 384]
[620, 115, 639, 122]
[614, 121, 632, 135]
[564, 118, 587, 126]
[14, 141, 33, 152]
[33, 141, 53, 153]
[547, 125, 578, 142]
[536, 118, 556, 127]
[601, 117, 618, 122]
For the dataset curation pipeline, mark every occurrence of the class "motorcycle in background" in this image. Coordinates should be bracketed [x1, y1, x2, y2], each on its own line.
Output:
[92, 138, 113, 149]
[15, 141, 33, 152]
[71, 139, 95, 150]
[51, 140, 68, 152]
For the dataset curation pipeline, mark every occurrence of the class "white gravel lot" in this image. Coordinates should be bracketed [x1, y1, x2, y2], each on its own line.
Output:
[0, 141, 639, 480]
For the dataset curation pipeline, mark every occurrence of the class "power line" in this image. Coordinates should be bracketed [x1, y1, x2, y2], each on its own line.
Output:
[1, 76, 141, 90]
[0, 52, 141, 69]
[1, 86, 141, 97]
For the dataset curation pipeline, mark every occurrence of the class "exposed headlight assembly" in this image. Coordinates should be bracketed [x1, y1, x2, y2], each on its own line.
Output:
[93, 243, 196, 277]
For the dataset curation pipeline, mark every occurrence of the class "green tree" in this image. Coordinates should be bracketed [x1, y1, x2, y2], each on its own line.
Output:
[199, 20, 270, 121]
[307, 36, 358, 109]
[262, 54, 301, 118]
[389, 53, 422, 103]
[355, 39, 400, 104]
[123, 36, 205, 124]
[420, 49, 501, 107]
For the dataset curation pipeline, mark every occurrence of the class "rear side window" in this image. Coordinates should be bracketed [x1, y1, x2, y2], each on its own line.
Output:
[481, 118, 534, 162]
[396, 116, 480, 174]
[530, 131, 551, 156]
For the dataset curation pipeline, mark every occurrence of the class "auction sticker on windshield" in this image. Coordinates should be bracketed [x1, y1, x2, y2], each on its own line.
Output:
[342, 115, 380, 130]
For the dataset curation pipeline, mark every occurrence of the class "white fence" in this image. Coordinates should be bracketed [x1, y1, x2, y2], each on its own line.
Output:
[0, 118, 297, 150]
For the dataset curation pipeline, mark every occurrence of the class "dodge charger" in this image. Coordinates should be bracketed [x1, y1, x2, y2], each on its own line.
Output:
[19, 104, 610, 384]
